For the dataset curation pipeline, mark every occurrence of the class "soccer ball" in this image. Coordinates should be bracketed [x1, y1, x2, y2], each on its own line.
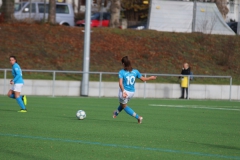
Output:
[76, 110, 86, 120]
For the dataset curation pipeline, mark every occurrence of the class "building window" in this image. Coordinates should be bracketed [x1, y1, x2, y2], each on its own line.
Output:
[229, 0, 234, 13]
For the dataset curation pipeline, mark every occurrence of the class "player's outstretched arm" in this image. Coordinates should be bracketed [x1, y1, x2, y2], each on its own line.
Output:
[140, 76, 157, 82]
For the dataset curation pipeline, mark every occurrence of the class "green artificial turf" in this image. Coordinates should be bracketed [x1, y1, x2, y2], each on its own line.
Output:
[0, 96, 240, 160]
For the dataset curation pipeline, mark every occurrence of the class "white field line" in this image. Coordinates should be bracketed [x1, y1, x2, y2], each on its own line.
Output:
[149, 104, 240, 111]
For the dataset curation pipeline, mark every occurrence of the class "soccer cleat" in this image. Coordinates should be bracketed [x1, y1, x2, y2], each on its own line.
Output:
[138, 116, 143, 124]
[113, 110, 117, 118]
[18, 109, 27, 113]
[22, 95, 27, 105]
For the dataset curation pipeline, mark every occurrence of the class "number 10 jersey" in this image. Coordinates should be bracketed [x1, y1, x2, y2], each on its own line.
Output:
[118, 69, 142, 92]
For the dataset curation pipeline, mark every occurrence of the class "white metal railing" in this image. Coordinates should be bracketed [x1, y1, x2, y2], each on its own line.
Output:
[0, 69, 233, 100]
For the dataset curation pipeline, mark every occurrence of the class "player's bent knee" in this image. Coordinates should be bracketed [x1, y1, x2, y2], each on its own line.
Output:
[7, 92, 12, 97]
[14, 92, 20, 99]
[14, 95, 20, 99]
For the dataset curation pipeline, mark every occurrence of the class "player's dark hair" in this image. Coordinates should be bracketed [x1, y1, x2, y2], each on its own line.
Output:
[121, 56, 132, 72]
[9, 56, 17, 63]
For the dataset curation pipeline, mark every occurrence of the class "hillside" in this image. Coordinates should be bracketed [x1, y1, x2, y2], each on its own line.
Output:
[0, 23, 239, 84]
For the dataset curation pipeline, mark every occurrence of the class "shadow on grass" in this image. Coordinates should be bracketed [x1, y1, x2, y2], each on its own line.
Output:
[86, 118, 137, 124]
[0, 109, 16, 112]
[185, 141, 240, 151]
[2, 149, 48, 160]
[61, 116, 137, 124]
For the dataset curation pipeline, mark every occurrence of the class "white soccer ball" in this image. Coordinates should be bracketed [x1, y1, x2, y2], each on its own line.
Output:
[76, 110, 86, 120]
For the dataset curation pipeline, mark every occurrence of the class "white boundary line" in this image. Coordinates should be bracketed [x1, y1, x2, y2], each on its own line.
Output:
[149, 104, 240, 111]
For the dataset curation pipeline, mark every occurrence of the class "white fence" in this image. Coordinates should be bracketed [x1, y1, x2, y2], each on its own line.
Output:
[0, 69, 234, 100]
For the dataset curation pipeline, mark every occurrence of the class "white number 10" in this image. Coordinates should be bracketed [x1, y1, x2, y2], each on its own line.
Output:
[126, 76, 135, 85]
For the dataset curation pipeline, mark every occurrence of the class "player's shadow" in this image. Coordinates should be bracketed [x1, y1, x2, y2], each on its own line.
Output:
[0, 109, 16, 112]
[62, 116, 136, 124]
[185, 141, 240, 151]
[56, 115, 138, 124]
[86, 118, 136, 124]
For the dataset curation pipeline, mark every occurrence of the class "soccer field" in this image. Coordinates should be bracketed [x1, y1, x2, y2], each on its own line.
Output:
[0, 96, 240, 160]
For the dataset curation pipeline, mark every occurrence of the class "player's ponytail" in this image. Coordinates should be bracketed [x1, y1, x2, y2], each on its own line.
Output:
[121, 56, 133, 72]
[9, 56, 17, 63]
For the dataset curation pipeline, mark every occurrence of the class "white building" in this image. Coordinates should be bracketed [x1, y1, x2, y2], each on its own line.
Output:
[226, 0, 240, 22]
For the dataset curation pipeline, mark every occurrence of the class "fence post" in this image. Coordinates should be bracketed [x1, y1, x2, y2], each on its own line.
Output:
[192, 0, 197, 32]
[3, 69, 7, 95]
[238, 3, 240, 35]
[29, 0, 32, 19]
[144, 74, 146, 99]
[99, 72, 102, 98]
[229, 77, 232, 101]
[52, 71, 56, 97]
[43, 0, 46, 21]
[187, 75, 190, 100]
[81, 0, 92, 97]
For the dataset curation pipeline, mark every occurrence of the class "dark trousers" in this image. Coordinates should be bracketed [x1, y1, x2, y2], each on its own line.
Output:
[180, 87, 188, 98]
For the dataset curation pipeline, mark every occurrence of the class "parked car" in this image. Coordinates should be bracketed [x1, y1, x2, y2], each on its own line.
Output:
[227, 22, 238, 34]
[14, 2, 74, 26]
[76, 12, 110, 27]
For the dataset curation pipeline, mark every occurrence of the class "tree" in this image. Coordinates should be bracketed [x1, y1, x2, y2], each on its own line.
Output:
[109, 0, 121, 28]
[196, 0, 229, 20]
[1, 0, 14, 22]
[77, 0, 82, 13]
[48, 0, 56, 24]
[96, 0, 109, 12]
[121, 0, 149, 21]
[214, 0, 229, 20]
[121, 0, 149, 11]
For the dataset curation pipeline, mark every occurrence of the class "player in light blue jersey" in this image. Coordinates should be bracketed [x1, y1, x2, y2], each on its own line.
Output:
[7, 56, 27, 112]
[113, 56, 157, 124]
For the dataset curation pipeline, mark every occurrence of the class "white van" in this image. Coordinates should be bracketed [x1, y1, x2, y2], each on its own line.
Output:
[14, 2, 74, 26]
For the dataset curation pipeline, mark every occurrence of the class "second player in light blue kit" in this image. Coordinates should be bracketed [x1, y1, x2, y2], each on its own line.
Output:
[113, 56, 157, 124]
[8, 56, 27, 112]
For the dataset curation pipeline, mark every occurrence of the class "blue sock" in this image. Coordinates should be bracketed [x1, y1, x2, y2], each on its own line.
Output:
[9, 94, 15, 99]
[115, 105, 123, 116]
[124, 106, 139, 120]
[16, 97, 26, 110]
[9, 94, 22, 99]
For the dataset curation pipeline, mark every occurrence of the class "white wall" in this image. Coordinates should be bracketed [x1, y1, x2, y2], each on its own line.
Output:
[0, 79, 238, 100]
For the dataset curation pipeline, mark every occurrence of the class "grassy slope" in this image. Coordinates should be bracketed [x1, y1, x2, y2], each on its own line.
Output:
[0, 23, 240, 84]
